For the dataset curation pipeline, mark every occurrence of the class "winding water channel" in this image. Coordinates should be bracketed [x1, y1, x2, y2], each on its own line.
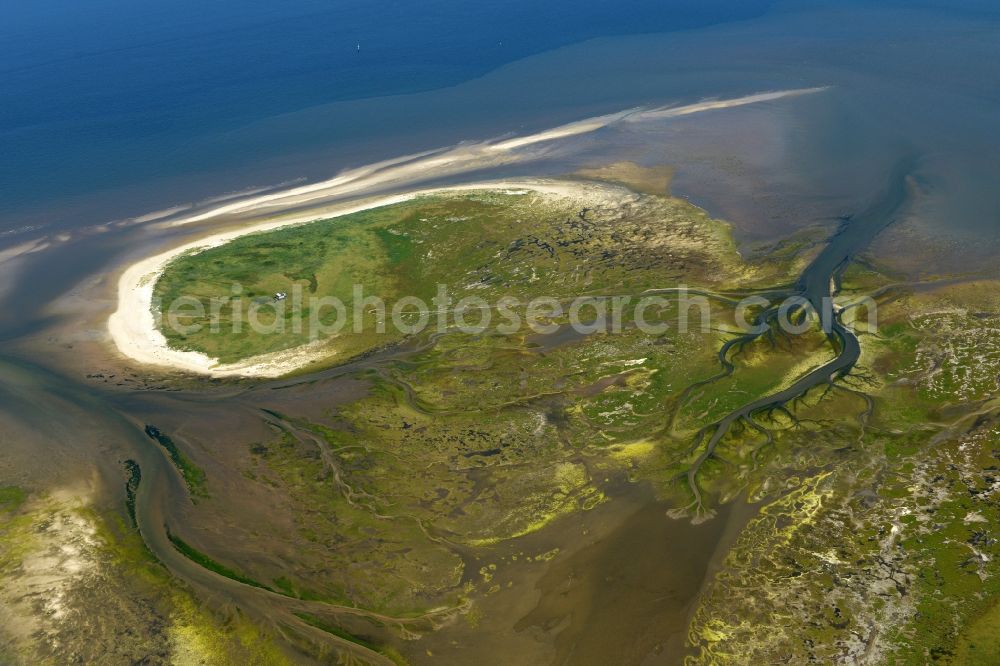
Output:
[681, 157, 916, 512]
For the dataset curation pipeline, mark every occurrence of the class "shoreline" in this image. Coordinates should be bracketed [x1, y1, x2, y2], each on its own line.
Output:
[107, 179, 632, 378]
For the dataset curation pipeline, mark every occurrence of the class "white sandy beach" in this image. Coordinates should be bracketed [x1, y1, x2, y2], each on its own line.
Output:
[108, 180, 631, 377]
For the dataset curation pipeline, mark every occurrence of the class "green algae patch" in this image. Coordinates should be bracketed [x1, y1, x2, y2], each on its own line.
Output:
[952, 599, 1000, 665]
[166, 529, 272, 592]
[294, 612, 380, 651]
[463, 461, 605, 547]
[123, 460, 141, 527]
[0, 489, 37, 573]
[295, 612, 412, 665]
[0, 486, 26, 512]
[144, 425, 208, 500]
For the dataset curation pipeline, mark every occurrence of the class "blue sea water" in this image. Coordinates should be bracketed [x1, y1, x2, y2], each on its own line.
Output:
[2, 0, 999, 240]
[0, 0, 775, 229]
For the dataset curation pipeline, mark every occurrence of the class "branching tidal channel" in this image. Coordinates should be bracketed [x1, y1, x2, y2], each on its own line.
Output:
[670, 157, 917, 518]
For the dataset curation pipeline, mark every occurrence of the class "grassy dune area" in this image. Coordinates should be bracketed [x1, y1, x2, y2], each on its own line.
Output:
[153, 188, 747, 365]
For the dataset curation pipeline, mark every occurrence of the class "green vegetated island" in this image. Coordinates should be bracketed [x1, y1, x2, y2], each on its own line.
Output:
[114, 168, 1000, 662]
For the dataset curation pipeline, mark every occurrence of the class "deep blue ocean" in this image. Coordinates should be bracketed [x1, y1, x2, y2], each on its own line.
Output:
[2, 0, 778, 228]
[2, 0, 998, 235]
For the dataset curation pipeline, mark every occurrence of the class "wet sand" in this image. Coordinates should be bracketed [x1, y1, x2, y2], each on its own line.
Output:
[514, 494, 756, 665]
[397, 477, 758, 665]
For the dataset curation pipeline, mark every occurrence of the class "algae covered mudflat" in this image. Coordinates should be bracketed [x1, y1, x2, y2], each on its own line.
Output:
[689, 276, 1000, 663]
[3, 155, 1000, 663]
[136, 171, 1000, 663]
